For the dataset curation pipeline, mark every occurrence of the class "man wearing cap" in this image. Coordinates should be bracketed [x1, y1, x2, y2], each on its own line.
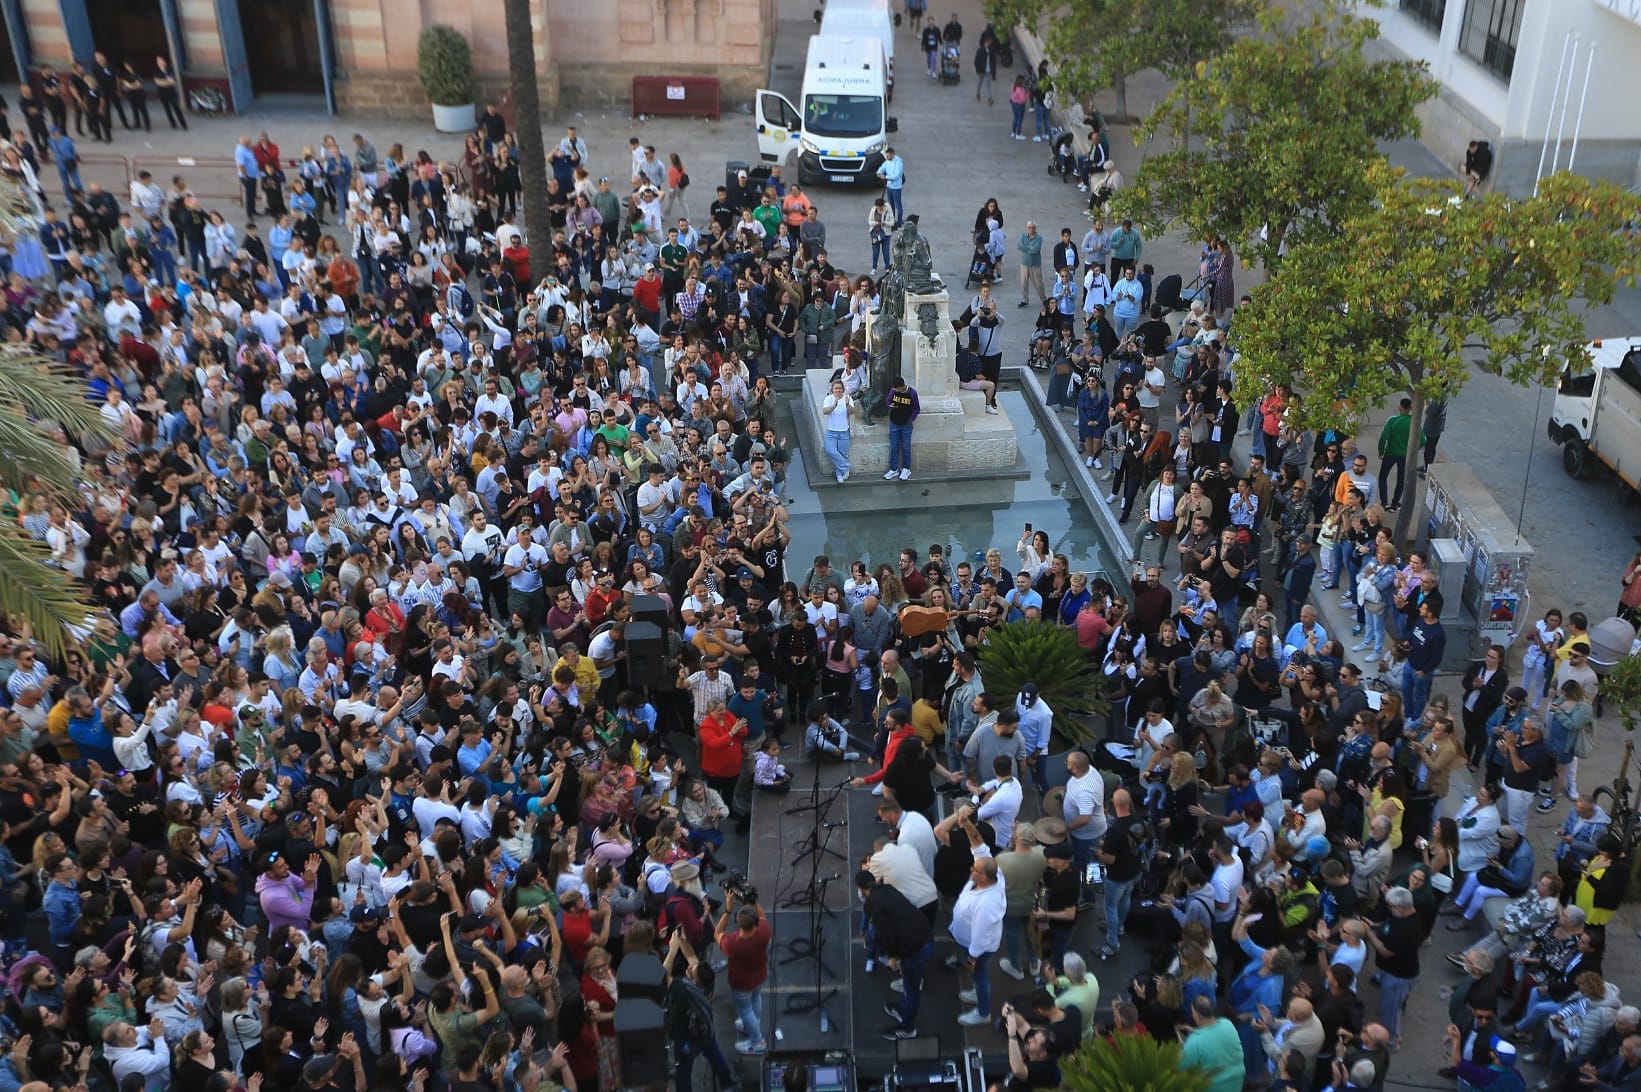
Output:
[1015, 684, 1054, 799]
[996, 822, 1047, 981]
[1441, 1025, 1524, 1091]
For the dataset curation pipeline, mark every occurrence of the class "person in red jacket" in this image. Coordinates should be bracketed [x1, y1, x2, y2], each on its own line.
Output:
[851, 708, 915, 788]
[698, 697, 745, 804]
[631, 264, 663, 326]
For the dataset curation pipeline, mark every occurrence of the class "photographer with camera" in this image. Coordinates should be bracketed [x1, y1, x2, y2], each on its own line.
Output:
[714, 881, 772, 1056]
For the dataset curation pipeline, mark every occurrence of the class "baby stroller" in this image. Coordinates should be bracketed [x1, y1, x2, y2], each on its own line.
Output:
[939, 43, 962, 85]
[965, 248, 995, 288]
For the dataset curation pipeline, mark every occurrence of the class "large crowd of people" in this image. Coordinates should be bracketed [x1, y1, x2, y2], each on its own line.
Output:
[0, 39, 1635, 1092]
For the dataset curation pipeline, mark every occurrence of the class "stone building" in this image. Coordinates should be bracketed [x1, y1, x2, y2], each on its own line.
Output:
[0, 0, 776, 116]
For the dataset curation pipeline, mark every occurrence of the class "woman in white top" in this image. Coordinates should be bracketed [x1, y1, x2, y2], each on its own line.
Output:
[844, 562, 880, 609]
[820, 379, 855, 484]
[1015, 528, 1051, 583]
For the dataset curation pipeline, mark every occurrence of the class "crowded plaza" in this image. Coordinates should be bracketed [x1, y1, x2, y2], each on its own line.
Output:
[0, 13, 1640, 1092]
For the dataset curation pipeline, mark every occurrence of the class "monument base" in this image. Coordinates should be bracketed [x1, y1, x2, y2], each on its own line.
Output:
[799, 369, 1023, 478]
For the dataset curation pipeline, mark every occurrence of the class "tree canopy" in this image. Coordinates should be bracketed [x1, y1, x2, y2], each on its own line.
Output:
[984, 0, 1261, 120]
[1116, 5, 1436, 271]
[1233, 165, 1641, 541]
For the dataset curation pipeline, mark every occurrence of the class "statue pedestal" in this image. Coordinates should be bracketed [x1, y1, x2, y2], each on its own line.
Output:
[800, 288, 1021, 478]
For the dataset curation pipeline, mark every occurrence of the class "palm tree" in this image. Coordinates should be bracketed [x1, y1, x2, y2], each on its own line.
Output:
[503, 0, 551, 248]
[0, 345, 118, 660]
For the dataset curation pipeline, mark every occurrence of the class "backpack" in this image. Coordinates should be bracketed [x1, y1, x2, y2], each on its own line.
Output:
[656, 892, 697, 943]
[136, 920, 167, 976]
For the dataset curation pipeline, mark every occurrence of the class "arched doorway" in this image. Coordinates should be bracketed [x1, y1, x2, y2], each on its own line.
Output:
[84, 0, 168, 70]
[236, 0, 322, 95]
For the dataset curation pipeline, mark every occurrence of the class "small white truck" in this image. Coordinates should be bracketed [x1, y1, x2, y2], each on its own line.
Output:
[1550, 336, 1641, 488]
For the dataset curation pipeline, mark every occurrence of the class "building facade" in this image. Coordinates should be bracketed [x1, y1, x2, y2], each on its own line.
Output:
[0, 0, 776, 117]
[1368, 0, 1641, 194]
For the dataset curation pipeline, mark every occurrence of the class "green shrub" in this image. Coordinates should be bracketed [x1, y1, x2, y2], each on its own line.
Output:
[1061, 1033, 1214, 1092]
[417, 24, 474, 105]
[976, 621, 1104, 747]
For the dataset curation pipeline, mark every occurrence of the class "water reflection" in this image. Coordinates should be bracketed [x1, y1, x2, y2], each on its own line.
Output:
[781, 390, 1122, 583]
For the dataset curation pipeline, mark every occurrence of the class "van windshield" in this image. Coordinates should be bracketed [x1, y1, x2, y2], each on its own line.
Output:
[803, 94, 883, 139]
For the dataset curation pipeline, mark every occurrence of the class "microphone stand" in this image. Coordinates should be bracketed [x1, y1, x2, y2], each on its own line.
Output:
[781, 769, 845, 1029]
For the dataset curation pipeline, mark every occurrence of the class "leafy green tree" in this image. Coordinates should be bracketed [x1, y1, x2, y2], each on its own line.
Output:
[0, 349, 117, 660]
[503, 0, 551, 248]
[1233, 166, 1641, 544]
[984, 0, 1260, 121]
[1117, 4, 1436, 271]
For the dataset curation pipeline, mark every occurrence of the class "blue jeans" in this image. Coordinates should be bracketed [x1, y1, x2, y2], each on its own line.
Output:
[888, 422, 913, 473]
[1113, 310, 1139, 340]
[969, 948, 994, 1016]
[1033, 101, 1050, 136]
[732, 985, 764, 1047]
[894, 940, 934, 1028]
[674, 1034, 735, 1092]
[1010, 101, 1025, 136]
[771, 333, 794, 373]
[1517, 987, 1562, 1034]
[1361, 605, 1386, 654]
[1402, 665, 1433, 724]
[871, 231, 891, 270]
[1001, 915, 1029, 970]
[824, 428, 851, 478]
[1377, 970, 1415, 1040]
[1104, 873, 1137, 941]
[885, 187, 903, 225]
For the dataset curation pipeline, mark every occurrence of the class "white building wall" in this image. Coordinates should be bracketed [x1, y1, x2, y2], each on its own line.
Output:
[1367, 0, 1641, 191]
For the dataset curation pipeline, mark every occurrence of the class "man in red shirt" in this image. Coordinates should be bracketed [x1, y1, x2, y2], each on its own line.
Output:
[715, 893, 773, 1056]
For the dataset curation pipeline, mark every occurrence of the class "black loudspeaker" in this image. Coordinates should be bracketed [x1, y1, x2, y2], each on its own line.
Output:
[631, 594, 670, 633]
[615, 951, 665, 1004]
[614, 997, 668, 1086]
[624, 620, 667, 690]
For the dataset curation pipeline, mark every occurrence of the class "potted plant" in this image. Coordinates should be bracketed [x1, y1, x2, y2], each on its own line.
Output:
[976, 621, 1104, 749]
[1060, 1034, 1213, 1091]
[417, 24, 475, 133]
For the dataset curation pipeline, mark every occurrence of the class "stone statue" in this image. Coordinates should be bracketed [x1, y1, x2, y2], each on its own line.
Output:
[892, 217, 943, 294]
[866, 270, 905, 414]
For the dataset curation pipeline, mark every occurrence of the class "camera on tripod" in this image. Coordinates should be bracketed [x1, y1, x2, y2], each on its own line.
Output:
[723, 870, 759, 905]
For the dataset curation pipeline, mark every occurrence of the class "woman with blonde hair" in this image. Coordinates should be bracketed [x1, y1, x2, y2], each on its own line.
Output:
[1160, 751, 1201, 848]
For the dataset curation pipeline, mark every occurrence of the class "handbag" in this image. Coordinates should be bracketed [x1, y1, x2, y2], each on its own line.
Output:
[1155, 518, 1177, 536]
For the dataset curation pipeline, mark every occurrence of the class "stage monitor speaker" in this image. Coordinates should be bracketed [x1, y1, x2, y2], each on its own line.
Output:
[623, 620, 667, 690]
[613, 997, 668, 1087]
[615, 951, 665, 1004]
[630, 593, 670, 632]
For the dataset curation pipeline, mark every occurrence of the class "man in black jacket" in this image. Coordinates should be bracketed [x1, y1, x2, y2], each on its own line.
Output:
[858, 869, 934, 1041]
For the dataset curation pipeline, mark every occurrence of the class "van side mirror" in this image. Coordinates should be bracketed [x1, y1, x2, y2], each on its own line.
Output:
[812, 8, 822, 23]
[887, 116, 899, 133]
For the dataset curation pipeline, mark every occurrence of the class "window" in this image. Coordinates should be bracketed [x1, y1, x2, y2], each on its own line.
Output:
[1458, 0, 1526, 82]
[801, 94, 885, 139]
[1399, 0, 1446, 33]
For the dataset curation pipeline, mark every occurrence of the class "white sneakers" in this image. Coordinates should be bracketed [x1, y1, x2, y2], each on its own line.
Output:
[997, 959, 1024, 980]
[1085, 456, 1095, 468]
[883, 469, 897, 480]
[835, 472, 847, 484]
[959, 989, 978, 1004]
[958, 1009, 989, 1025]
[1106, 492, 1119, 503]
[985, 404, 998, 414]
[1032, 135, 1043, 143]
[899, 468, 911, 480]
[1093, 458, 1103, 469]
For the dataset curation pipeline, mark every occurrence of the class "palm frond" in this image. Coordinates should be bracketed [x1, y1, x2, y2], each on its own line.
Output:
[0, 404, 83, 495]
[0, 347, 118, 445]
[0, 525, 100, 663]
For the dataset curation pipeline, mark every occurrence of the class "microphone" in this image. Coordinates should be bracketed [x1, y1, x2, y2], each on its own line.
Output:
[822, 820, 846, 829]
[820, 873, 840, 883]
